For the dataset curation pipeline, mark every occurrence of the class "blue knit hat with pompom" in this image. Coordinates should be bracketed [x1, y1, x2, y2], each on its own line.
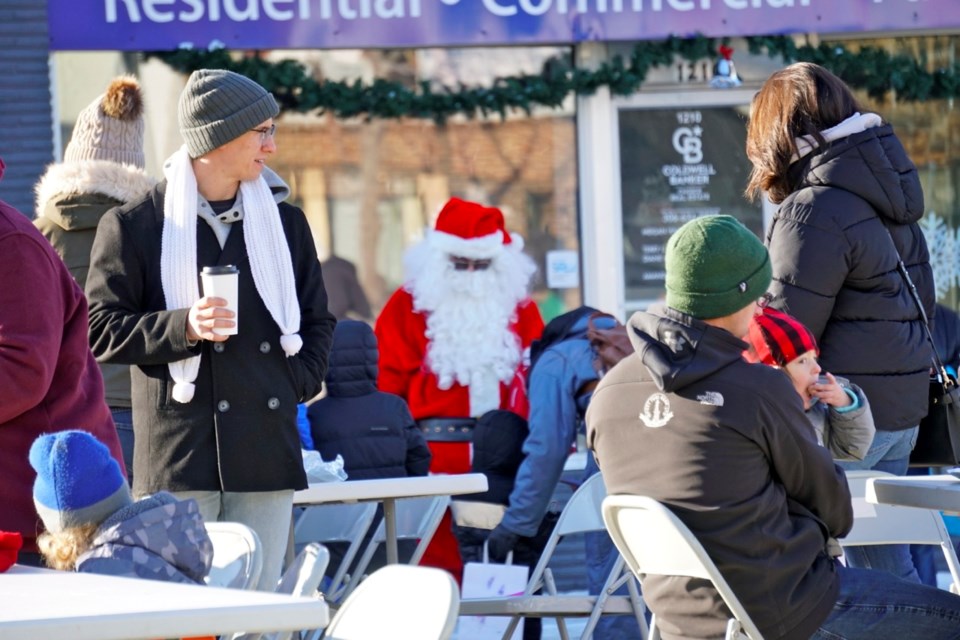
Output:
[30, 430, 132, 533]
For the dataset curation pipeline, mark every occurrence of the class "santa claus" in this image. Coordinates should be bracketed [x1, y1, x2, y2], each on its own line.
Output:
[375, 197, 544, 580]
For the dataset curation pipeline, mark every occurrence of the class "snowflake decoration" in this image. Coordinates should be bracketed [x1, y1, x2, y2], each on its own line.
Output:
[919, 211, 956, 300]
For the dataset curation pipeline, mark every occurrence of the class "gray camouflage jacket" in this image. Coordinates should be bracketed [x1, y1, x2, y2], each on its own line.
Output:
[76, 492, 213, 584]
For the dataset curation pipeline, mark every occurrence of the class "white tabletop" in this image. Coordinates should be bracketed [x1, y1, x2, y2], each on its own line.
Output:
[866, 474, 960, 512]
[294, 472, 488, 505]
[0, 565, 329, 640]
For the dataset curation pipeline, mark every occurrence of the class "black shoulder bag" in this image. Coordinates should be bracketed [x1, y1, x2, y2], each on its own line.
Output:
[892, 252, 960, 467]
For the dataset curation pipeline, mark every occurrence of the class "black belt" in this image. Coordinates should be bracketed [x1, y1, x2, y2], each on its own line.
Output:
[418, 417, 477, 442]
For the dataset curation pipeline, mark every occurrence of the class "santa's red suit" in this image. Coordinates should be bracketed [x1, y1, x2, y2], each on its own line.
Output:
[375, 197, 544, 582]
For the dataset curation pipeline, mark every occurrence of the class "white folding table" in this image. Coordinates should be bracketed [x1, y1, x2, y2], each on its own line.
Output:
[866, 474, 960, 513]
[293, 473, 488, 564]
[0, 564, 329, 640]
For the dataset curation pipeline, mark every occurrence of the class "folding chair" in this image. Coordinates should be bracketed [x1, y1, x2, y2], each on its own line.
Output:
[341, 495, 450, 598]
[602, 495, 763, 640]
[293, 502, 377, 603]
[843, 470, 960, 591]
[204, 521, 263, 591]
[460, 473, 648, 640]
[323, 565, 459, 640]
[240, 543, 330, 640]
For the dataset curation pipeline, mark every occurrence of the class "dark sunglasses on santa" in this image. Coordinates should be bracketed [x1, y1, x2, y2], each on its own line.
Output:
[450, 257, 493, 272]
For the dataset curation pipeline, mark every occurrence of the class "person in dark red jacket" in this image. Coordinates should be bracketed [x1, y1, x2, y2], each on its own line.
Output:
[0, 157, 124, 566]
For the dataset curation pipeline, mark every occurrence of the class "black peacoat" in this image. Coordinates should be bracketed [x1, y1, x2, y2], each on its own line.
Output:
[86, 181, 336, 496]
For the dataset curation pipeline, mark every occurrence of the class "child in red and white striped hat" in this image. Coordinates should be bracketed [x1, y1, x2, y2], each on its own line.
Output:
[745, 307, 876, 462]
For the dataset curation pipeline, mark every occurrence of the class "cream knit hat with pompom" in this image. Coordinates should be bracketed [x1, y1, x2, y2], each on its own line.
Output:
[64, 75, 145, 169]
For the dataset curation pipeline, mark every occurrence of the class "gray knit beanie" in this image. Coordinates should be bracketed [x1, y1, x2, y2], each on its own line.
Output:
[178, 69, 279, 158]
[64, 76, 145, 169]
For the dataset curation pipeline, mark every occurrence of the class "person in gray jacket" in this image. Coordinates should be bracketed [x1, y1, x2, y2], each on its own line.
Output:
[31, 430, 212, 584]
[744, 306, 875, 461]
[86, 69, 336, 591]
[587, 214, 960, 640]
[746, 62, 932, 582]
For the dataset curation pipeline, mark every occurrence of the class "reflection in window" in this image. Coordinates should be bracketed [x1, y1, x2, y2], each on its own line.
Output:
[269, 47, 580, 323]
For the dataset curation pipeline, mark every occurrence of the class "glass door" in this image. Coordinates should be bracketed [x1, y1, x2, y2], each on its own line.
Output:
[611, 89, 773, 316]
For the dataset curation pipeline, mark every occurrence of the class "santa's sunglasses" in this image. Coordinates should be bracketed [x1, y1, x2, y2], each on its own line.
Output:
[450, 256, 493, 272]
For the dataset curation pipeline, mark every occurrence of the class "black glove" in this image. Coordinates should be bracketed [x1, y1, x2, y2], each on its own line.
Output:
[486, 524, 520, 563]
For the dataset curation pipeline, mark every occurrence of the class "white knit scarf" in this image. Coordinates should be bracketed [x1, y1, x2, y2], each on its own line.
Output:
[161, 146, 302, 403]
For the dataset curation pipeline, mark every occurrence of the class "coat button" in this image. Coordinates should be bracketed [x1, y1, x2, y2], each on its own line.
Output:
[267, 397, 280, 410]
[213, 343, 225, 353]
[259, 341, 271, 354]
[218, 400, 230, 412]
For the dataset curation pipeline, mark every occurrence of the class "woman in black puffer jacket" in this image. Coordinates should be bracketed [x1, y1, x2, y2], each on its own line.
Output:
[308, 320, 431, 480]
[745, 62, 933, 583]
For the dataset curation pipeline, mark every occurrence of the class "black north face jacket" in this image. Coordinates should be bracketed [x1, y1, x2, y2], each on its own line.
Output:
[587, 308, 852, 640]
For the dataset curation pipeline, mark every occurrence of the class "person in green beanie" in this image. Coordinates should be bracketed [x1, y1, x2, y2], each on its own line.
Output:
[586, 214, 960, 640]
[85, 69, 337, 592]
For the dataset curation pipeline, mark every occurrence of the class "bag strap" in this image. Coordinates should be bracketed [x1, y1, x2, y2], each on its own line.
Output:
[885, 228, 952, 386]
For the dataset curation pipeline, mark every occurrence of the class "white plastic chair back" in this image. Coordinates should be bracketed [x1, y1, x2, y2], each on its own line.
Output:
[278, 542, 330, 597]
[602, 495, 763, 640]
[843, 470, 960, 590]
[204, 521, 263, 591]
[252, 543, 330, 640]
[324, 565, 459, 640]
[293, 502, 377, 601]
[343, 495, 450, 596]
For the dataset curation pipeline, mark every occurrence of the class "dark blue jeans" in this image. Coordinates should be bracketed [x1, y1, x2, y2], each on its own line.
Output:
[110, 407, 134, 485]
[836, 427, 921, 583]
[813, 565, 960, 639]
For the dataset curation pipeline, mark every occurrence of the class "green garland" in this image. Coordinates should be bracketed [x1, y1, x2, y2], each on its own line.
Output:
[146, 34, 960, 123]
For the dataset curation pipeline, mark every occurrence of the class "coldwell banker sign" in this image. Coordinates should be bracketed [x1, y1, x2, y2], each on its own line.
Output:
[49, 0, 960, 51]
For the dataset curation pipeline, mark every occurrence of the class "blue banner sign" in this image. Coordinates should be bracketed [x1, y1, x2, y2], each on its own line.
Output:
[48, 0, 960, 51]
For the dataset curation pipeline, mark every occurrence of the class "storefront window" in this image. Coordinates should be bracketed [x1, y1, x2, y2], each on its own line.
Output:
[270, 47, 580, 322]
[855, 36, 960, 311]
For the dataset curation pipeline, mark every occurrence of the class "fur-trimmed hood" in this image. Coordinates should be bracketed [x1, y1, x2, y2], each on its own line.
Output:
[35, 160, 156, 230]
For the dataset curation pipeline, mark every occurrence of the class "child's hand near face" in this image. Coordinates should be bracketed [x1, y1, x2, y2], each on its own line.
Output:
[809, 372, 851, 408]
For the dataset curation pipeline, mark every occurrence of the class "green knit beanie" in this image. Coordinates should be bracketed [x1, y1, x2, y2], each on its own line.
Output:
[177, 69, 279, 158]
[665, 215, 771, 319]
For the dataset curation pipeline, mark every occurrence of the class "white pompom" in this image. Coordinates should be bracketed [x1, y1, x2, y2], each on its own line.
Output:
[172, 381, 196, 403]
[280, 333, 303, 357]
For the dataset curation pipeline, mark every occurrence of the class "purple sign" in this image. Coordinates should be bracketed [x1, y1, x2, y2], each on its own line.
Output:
[49, 0, 960, 52]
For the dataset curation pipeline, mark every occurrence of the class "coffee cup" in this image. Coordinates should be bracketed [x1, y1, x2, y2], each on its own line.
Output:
[200, 265, 239, 336]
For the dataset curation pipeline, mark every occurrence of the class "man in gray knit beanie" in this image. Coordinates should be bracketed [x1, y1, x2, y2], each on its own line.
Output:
[178, 69, 280, 159]
[85, 68, 336, 592]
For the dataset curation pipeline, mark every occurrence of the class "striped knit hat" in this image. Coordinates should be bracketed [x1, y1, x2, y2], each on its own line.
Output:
[744, 307, 818, 367]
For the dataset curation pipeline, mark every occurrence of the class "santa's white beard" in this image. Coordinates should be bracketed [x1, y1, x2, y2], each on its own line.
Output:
[406, 246, 534, 416]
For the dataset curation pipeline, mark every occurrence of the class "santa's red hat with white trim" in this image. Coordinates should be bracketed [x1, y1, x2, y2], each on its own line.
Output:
[429, 197, 521, 258]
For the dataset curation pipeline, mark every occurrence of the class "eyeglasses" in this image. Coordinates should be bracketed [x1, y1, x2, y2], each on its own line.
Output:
[756, 292, 774, 309]
[450, 257, 493, 272]
[250, 124, 277, 143]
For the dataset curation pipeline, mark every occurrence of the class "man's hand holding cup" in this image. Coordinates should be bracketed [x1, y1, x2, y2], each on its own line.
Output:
[188, 265, 240, 342]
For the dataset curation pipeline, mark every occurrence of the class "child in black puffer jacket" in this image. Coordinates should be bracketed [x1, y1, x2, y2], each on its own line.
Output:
[308, 320, 431, 481]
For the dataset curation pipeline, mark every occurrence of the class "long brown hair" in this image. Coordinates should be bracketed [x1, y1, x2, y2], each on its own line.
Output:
[744, 62, 863, 204]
